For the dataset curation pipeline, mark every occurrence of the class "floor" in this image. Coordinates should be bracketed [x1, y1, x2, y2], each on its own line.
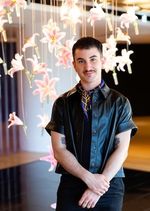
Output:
[0, 116, 150, 211]
[0, 161, 150, 211]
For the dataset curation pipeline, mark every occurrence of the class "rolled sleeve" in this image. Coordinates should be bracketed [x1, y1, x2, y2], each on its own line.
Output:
[45, 97, 65, 135]
[116, 98, 137, 137]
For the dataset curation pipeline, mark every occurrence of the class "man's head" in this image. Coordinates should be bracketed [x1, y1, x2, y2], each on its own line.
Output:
[72, 37, 103, 59]
[72, 37, 103, 91]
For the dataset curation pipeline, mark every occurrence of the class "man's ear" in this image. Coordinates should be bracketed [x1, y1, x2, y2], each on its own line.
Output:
[72, 60, 76, 72]
[101, 57, 106, 70]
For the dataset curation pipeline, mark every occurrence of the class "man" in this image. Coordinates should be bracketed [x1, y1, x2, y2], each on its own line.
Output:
[45, 37, 137, 211]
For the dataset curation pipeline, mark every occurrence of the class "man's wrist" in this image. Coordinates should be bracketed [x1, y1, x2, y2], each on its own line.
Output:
[81, 170, 93, 185]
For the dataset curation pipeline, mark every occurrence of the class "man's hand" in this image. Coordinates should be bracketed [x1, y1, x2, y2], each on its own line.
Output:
[79, 188, 101, 209]
[83, 173, 110, 195]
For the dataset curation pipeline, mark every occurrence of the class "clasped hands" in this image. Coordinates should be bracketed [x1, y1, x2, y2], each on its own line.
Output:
[79, 174, 110, 209]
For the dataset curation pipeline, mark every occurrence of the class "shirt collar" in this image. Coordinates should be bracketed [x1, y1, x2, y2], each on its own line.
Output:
[76, 80, 110, 99]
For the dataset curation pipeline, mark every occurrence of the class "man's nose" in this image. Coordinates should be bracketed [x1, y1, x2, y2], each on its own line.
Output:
[84, 61, 92, 70]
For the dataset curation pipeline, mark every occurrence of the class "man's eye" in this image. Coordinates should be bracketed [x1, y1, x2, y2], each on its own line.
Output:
[78, 60, 84, 64]
[91, 58, 97, 62]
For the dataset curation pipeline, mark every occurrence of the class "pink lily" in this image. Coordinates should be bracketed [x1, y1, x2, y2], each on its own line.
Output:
[40, 149, 57, 172]
[33, 74, 59, 103]
[27, 55, 47, 75]
[56, 46, 72, 68]
[1, 0, 27, 11]
[8, 112, 24, 128]
[1, 0, 15, 8]
[8, 53, 24, 77]
[41, 19, 66, 53]
[56, 38, 75, 68]
[0, 5, 7, 16]
[22, 33, 39, 52]
[37, 114, 49, 129]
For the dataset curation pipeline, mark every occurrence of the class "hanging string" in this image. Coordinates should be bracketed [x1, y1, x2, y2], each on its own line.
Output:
[0, 37, 7, 75]
[92, 0, 95, 38]
[114, 0, 117, 39]
[18, 6, 27, 133]
[105, 0, 108, 42]
[81, 0, 87, 37]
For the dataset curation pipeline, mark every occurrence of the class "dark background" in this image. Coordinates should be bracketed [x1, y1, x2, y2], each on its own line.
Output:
[103, 44, 150, 116]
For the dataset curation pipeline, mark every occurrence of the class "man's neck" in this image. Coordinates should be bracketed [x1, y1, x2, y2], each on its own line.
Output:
[80, 81, 101, 91]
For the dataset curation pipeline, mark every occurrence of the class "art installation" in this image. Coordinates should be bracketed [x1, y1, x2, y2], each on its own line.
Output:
[0, 1, 140, 207]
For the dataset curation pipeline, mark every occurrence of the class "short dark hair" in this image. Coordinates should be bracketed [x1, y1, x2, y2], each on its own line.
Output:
[72, 37, 103, 59]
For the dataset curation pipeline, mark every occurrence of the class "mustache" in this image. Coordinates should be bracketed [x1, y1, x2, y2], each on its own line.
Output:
[84, 69, 96, 73]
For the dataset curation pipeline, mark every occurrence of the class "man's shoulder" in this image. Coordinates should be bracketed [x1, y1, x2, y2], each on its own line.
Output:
[108, 88, 131, 110]
[59, 86, 77, 99]
[54, 86, 77, 104]
[110, 88, 127, 99]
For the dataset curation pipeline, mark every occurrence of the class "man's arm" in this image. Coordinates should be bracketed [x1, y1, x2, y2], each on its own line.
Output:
[102, 129, 131, 181]
[51, 131, 109, 194]
[78, 129, 132, 209]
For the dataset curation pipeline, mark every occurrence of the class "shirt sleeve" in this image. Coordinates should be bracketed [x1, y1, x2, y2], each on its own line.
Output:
[45, 97, 65, 135]
[116, 97, 137, 137]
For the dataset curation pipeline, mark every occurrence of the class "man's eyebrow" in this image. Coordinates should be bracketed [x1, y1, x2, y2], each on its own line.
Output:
[89, 55, 97, 58]
[76, 57, 84, 61]
[76, 55, 97, 61]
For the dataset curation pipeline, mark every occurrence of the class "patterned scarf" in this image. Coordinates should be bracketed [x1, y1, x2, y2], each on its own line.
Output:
[77, 80, 104, 118]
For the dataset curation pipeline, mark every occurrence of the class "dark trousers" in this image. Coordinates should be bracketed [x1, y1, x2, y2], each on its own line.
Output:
[56, 175, 125, 211]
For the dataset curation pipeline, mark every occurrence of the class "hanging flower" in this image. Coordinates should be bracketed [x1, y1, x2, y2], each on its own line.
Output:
[102, 53, 117, 73]
[0, 16, 7, 31]
[102, 35, 118, 72]
[56, 38, 75, 68]
[116, 27, 131, 45]
[1, 0, 27, 12]
[8, 53, 24, 77]
[22, 33, 39, 52]
[103, 35, 118, 55]
[87, 3, 105, 26]
[37, 113, 49, 129]
[15, 0, 27, 16]
[40, 19, 66, 53]
[0, 16, 8, 41]
[40, 148, 57, 172]
[60, 2, 81, 27]
[119, 8, 138, 29]
[37, 113, 50, 135]
[32, 74, 59, 103]
[0, 0, 16, 9]
[8, 53, 24, 76]
[27, 55, 48, 75]
[116, 49, 133, 72]
[50, 203, 56, 209]
[8, 112, 24, 128]
[0, 4, 6, 16]
[16, 0, 27, 8]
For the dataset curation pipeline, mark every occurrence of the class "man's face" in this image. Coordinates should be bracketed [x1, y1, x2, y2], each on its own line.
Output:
[73, 47, 103, 87]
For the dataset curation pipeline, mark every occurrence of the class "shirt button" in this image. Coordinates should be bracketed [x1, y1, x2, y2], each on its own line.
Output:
[91, 163, 95, 167]
[93, 112, 97, 118]
[93, 146, 96, 150]
[92, 130, 97, 135]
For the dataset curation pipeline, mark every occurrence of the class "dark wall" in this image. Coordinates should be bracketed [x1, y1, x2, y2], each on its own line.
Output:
[103, 44, 150, 116]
